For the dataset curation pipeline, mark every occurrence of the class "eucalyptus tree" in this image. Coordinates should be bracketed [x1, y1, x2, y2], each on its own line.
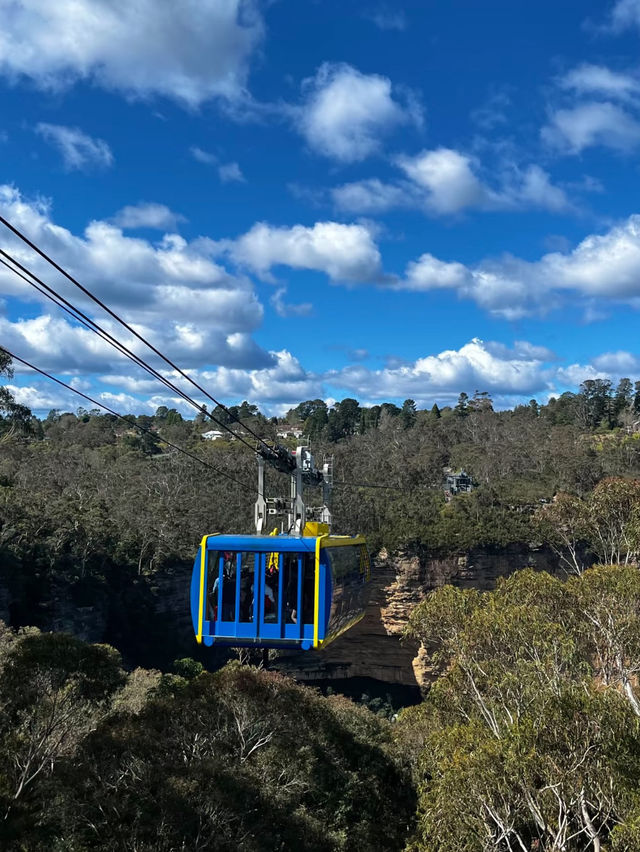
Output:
[400, 568, 640, 852]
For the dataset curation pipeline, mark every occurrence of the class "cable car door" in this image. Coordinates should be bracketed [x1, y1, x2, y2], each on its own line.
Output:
[258, 552, 283, 639]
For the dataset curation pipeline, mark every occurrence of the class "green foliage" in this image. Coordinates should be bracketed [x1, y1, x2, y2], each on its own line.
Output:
[536, 477, 640, 570]
[172, 656, 204, 680]
[1, 631, 125, 704]
[401, 398, 417, 429]
[0, 628, 126, 845]
[0, 650, 414, 851]
[0, 349, 12, 378]
[400, 567, 640, 851]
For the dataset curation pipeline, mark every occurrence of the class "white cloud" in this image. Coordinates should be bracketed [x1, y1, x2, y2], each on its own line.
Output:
[1, 312, 273, 378]
[591, 351, 640, 373]
[0, 185, 273, 374]
[200, 350, 323, 406]
[333, 150, 570, 216]
[6, 382, 81, 413]
[331, 178, 409, 213]
[506, 164, 570, 212]
[326, 338, 555, 402]
[327, 338, 640, 407]
[297, 63, 421, 162]
[190, 146, 217, 165]
[218, 161, 245, 183]
[542, 101, 640, 153]
[560, 64, 640, 101]
[494, 340, 558, 362]
[227, 220, 383, 283]
[554, 363, 611, 387]
[609, 0, 640, 31]
[397, 148, 485, 214]
[0, 0, 263, 107]
[112, 202, 186, 230]
[396, 214, 640, 318]
[403, 253, 473, 292]
[36, 123, 113, 170]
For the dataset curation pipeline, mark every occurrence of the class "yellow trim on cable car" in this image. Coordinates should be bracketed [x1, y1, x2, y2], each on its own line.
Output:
[313, 533, 328, 649]
[197, 534, 209, 644]
[197, 532, 220, 644]
[318, 534, 366, 549]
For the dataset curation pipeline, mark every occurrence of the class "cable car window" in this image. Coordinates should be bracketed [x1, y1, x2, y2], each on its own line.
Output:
[327, 545, 368, 638]
[283, 553, 298, 624]
[239, 551, 255, 622]
[206, 550, 221, 621]
[219, 551, 237, 622]
[330, 545, 361, 583]
[264, 555, 278, 622]
[301, 553, 315, 624]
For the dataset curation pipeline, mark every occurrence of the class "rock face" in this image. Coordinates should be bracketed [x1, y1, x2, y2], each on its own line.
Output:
[274, 544, 563, 688]
[1, 543, 567, 684]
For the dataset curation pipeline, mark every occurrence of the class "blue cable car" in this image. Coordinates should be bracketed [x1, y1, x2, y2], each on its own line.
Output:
[190, 526, 371, 651]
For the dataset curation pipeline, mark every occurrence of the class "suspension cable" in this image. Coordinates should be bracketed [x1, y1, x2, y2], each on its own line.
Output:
[0, 214, 275, 456]
[0, 247, 260, 453]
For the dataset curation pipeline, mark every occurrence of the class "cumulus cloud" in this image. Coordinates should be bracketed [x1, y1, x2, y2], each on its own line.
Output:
[297, 63, 421, 162]
[0, 185, 262, 325]
[112, 202, 186, 230]
[333, 150, 570, 216]
[11, 329, 640, 416]
[327, 338, 640, 407]
[326, 338, 556, 403]
[6, 382, 82, 413]
[508, 165, 571, 212]
[0, 0, 263, 107]
[395, 214, 640, 318]
[7, 377, 211, 417]
[397, 148, 486, 214]
[403, 254, 473, 292]
[542, 56, 640, 155]
[227, 220, 383, 283]
[591, 351, 640, 373]
[36, 123, 113, 170]
[542, 101, 640, 153]
[1, 311, 273, 379]
[0, 184, 274, 379]
[200, 350, 323, 405]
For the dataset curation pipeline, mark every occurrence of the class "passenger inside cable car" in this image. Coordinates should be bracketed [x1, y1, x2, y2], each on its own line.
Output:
[191, 530, 370, 651]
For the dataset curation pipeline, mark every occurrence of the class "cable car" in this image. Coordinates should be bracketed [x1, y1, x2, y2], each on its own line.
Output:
[191, 524, 371, 650]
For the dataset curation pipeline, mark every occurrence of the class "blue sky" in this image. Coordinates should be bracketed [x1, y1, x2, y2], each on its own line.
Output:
[2, 0, 640, 416]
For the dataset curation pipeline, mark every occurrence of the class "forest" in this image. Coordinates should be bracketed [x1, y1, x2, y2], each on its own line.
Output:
[3, 350, 640, 849]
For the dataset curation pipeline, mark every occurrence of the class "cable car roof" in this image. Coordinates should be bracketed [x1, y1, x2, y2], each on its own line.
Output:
[200, 533, 366, 552]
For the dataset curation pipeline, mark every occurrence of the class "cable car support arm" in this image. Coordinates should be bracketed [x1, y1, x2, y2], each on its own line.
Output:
[254, 443, 333, 536]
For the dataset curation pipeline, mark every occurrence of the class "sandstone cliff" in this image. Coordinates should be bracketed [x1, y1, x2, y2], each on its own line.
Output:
[0, 544, 566, 684]
[274, 545, 564, 688]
